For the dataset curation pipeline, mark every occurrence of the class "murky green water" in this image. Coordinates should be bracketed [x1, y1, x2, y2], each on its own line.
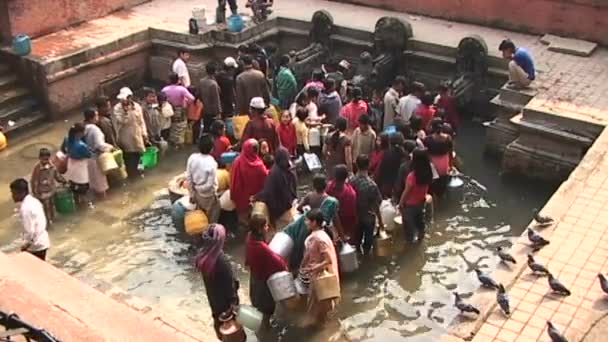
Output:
[0, 120, 556, 341]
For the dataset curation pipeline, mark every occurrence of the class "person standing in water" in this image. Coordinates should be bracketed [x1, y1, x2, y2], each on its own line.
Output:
[10, 178, 50, 261]
[30, 148, 65, 223]
[187, 134, 220, 224]
[398, 148, 433, 243]
[195, 224, 240, 339]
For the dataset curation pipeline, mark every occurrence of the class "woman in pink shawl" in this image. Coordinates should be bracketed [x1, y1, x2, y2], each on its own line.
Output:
[326, 164, 358, 244]
[300, 209, 340, 326]
[195, 224, 240, 340]
[230, 139, 269, 219]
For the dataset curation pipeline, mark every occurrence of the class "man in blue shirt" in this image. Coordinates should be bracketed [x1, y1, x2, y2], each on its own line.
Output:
[499, 39, 535, 89]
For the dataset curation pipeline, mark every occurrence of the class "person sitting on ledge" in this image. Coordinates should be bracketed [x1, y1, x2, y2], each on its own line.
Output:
[499, 39, 535, 89]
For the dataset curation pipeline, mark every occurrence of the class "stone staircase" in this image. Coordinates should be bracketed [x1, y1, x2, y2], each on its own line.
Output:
[0, 62, 44, 133]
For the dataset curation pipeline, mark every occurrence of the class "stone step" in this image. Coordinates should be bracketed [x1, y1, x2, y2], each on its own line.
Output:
[0, 73, 18, 89]
[489, 93, 524, 112]
[0, 87, 29, 108]
[510, 114, 594, 146]
[522, 104, 604, 139]
[1, 252, 199, 342]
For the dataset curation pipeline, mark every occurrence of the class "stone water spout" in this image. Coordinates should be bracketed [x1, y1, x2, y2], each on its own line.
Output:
[370, 17, 412, 93]
[452, 35, 488, 106]
[290, 10, 334, 85]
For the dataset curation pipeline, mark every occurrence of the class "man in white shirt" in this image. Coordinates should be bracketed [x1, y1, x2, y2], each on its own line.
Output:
[10, 178, 50, 261]
[186, 134, 220, 223]
[172, 49, 191, 88]
[383, 76, 406, 130]
[397, 81, 425, 123]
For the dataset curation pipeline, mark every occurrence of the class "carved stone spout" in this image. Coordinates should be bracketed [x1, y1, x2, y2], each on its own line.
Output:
[290, 10, 334, 85]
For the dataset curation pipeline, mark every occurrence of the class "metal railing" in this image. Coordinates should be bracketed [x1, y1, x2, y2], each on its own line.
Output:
[0, 311, 60, 342]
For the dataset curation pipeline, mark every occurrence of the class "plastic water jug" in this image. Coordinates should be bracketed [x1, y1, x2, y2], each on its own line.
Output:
[13, 35, 31, 56]
[227, 15, 244, 33]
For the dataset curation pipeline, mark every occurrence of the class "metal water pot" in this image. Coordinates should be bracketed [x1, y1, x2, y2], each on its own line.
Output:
[268, 232, 294, 260]
[236, 305, 263, 332]
[219, 319, 246, 342]
[374, 230, 392, 257]
[313, 270, 341, 301]
[267, 271, 297, 302]
[339, 243, 358, 273]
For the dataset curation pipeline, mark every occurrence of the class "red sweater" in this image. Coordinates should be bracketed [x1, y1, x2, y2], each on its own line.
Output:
[245, 234, 288, 280]
[277, 122, 297, 156]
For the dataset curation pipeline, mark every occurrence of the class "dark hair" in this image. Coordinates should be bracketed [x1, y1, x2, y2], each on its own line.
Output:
[404, 140, 417, 153]
[10, 178, 29, 195]
[95, 96, 110, 109]
[143, 87, 156, 97]
[295, 107, 309, 122]
[351, 87, 363, 102]
[177, 49, 189, 56]
[499, 39, 516, 52]
[379, 133, 390, 150]
[409, 115, 423, 131]
[157, 93, 167, 103]
[188, 86, 202, 101]
[411, 148, 433, 185]
[312, 69, 324, 81]
[442, 123, 454, 136]
[169, 72, 179, 84]
[205, 61, 217, 75]
[421, 91, 434, 106]
[68, 122, 85, 141]
[329, 117, 348, 148]
[241, 55, 253, 66]
[83, 108, 96, 122]
[249, 214, 267, 236]
[306, 87, 319, 99]
[430, 117, 444, 134]
[334, 164, 349, 183]
[312, 174, 327, 193]
[210, 120, 225, 138]
[279, 54, 290, 67]
[323, 78, 336, 92]
[356, 154, 370, 171]
[295, 92, 309, 107]
[393, 76, 407, 87]
[358, 114, 371, 125]
[411, 81, 425, 94]
[389, 131, 405, 146]
[237, 44, 249, 53]
[264, 43, 278, 55]
[438, 81, 451, 92]
[306, 208, 325, 226]
[198, 133, 214, 154]
[39, 148, 51, 158]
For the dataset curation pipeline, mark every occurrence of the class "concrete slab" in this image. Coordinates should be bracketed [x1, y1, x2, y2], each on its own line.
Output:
[541, 34, 597, 57]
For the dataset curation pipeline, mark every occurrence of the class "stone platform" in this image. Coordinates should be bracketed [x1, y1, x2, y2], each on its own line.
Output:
[0, 251, 201, 341]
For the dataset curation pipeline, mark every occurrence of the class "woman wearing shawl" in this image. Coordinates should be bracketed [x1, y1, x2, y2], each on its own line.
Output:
[300, 209, 340, 326]
[255, 147, 297, 231]
[245, 214, 288, 331]
[230, 139, 269, 220]
[326, 164, 358, 244]
[284, 196, 343, 271]
[377, 132, 406, 198]
[195, 224, 240, 340]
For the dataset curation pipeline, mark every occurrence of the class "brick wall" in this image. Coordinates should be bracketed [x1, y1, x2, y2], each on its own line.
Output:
[1, 0, 149, 42]
[331, 0, 608, 45]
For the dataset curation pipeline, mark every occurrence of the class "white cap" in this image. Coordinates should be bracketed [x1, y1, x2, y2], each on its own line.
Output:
[116, 87, 133, 100]
[224, 57, 238, 68]
[249, 97, 266, 109]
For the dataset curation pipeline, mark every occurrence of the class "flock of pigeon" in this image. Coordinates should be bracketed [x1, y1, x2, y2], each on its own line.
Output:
[452, 211, 608, 342]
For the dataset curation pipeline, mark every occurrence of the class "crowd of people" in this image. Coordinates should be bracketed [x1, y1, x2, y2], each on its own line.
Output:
[8, 37, 536, 339]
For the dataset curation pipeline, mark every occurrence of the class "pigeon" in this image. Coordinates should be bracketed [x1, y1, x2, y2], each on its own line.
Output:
[475, 269, 499, 289]
[534, 210, 555, 226]
[527, 254, 551, 275]
[547, 321, 568, 342]
[548, 273, 571, 296]
[497, 247, 517, 264]
[598, 273, 608, 295]
[453, 292, 480, 315]
[496, 283, 510, 316]
[527, 228, 550, 249]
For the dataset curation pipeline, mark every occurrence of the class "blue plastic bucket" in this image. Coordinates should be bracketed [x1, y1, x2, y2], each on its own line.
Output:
[13, 34, 31, 56]
[227, 15, 244, 33]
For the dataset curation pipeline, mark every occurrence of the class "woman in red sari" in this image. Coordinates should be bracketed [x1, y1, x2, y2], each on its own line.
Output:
[326, 164, 358, 244]
[245, 214, 288, 331]
[230, 139, 269, 220]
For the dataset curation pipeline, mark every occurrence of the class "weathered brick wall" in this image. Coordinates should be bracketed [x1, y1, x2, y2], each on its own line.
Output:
[330, 0, 608, 45]
[1, 0, 149, 42]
